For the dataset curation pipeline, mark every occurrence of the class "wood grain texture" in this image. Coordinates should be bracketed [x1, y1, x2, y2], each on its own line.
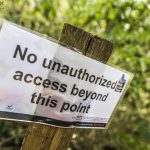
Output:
[86, 35, 113, 63]
[21, 23, 113, 150]
[59, 23, 93, 53]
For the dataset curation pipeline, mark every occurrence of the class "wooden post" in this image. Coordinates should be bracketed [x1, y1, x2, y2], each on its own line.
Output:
[21, 23, 113, 150]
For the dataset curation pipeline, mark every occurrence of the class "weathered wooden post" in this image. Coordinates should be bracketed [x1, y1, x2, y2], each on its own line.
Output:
[21, 23, 113, 150]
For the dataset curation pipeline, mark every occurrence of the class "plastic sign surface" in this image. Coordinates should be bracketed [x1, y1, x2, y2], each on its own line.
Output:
[0, 20, 134, 128]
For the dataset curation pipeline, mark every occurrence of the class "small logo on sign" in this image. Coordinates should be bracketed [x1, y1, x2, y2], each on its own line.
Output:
[115, 74, 126, 92]
[6, 104, 13, 110]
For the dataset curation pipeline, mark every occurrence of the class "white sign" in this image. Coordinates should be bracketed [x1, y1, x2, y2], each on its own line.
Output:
[0, 20, 133, 128]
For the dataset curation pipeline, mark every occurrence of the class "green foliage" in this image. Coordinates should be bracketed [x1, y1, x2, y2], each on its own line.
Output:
[0, 121, 26, 149]
[0, 0, 150, 149]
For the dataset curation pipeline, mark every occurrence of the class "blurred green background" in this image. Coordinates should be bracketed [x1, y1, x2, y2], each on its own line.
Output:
[0, 0, 150, 150]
